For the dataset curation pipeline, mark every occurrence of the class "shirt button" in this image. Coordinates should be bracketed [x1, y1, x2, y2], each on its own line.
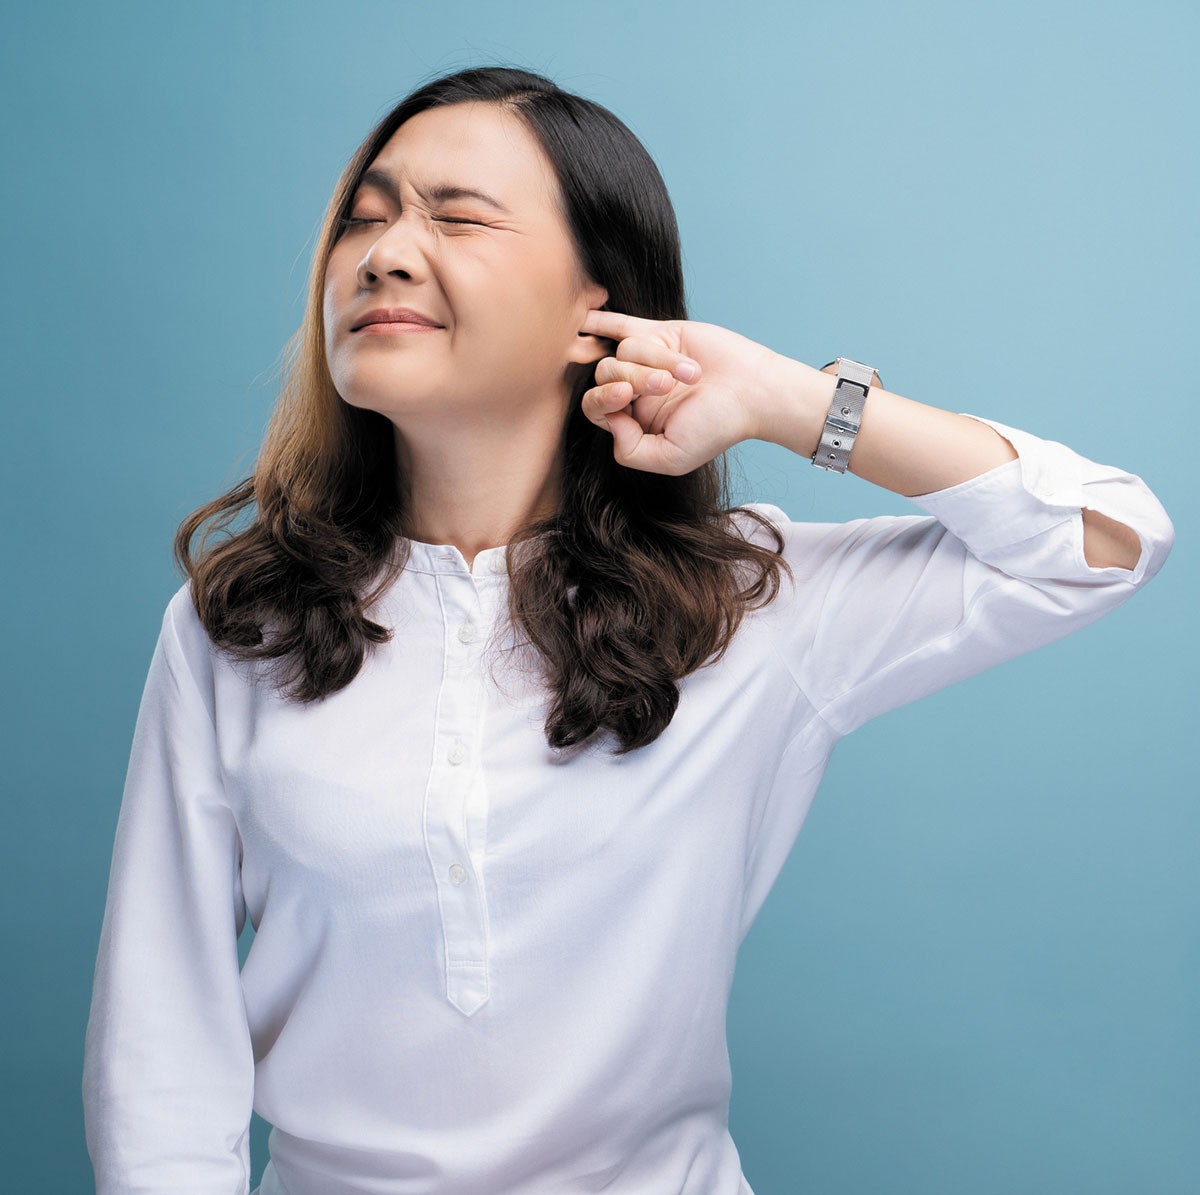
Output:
[447, 740, 467, 765]
[457, 621, 478, 643]
[449, 863, 468, 885]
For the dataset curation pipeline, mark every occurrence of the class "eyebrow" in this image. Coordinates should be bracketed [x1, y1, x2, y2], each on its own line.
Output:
[354, 168, 512, 215]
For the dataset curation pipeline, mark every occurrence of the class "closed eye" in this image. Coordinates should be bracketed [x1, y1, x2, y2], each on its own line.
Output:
[338, 216, 482, 229]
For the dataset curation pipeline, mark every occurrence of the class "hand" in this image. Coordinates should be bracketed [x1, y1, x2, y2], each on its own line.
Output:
[577, 308, 783, 475]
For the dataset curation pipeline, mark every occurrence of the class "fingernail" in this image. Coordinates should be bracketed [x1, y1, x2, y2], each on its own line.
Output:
[677, 361, 699, 381]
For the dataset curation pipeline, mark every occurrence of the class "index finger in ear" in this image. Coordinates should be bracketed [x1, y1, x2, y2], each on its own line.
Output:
[580, 308, 647, 341]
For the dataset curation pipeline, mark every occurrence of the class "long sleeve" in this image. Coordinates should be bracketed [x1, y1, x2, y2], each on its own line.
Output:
[82, 588, 255, 1194]
[769, 413, 1175, 737]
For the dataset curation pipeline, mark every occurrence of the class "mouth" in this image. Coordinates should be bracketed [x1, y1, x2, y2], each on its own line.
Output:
[350, 307, 445, 332]
[353, 321, 444, 335]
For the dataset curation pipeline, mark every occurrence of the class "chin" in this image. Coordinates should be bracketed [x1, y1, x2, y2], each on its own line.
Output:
[336, 384, 452, 420]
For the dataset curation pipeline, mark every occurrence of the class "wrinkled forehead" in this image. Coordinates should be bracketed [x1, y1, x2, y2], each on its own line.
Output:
[361, 102, 561, 216]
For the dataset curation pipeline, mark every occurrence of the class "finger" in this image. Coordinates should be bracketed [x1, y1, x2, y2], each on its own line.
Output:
[603, 408, 689, 476]
[603, 405, 645, 459]
[582, 380, 636, 428]
[594, 358, 679, 396]
[579, 308, 659, 343]
[612, 335, 701, 383]
[595, 349, 701, 394]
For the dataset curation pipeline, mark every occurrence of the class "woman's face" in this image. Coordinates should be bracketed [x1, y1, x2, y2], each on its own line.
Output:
[323, 101, 607, 432]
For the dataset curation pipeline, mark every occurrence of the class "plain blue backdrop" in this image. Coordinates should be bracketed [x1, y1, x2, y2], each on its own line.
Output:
[2, 2, 1195, 1192]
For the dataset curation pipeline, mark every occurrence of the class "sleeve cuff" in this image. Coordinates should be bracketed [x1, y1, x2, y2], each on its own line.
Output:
[903, 412, 1177, 589]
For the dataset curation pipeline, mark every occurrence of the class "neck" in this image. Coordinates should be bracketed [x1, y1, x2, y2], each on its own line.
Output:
[394, 409, 564, 566]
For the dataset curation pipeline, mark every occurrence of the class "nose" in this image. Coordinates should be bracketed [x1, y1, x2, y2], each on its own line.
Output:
[354, 215, 430, 288]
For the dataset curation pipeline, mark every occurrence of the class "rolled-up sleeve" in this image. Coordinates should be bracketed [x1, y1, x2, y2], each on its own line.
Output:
[768, 413, 1175, 737]
[82, 589, 255, 1194]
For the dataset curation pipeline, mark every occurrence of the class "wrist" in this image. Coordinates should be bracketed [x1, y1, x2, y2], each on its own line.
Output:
[753, 352, 837, 456]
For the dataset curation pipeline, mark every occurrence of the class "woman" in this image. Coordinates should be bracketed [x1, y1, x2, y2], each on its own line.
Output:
[81, 65, 1174, 1195]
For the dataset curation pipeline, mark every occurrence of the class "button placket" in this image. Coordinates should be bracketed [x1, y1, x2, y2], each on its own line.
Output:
[421, 573, 492, 1016]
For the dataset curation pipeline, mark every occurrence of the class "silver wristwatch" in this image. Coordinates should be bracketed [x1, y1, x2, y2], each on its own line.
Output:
[811, 357, 881, 474]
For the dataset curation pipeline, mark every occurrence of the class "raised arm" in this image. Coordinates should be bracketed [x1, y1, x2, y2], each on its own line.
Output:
[758, 356, 1144, 571]
[745, 384, 1174, 737]
[573, 306, 1173, 739]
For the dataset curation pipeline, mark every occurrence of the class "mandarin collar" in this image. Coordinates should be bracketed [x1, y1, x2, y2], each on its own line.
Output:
[397, 538, 510, 577]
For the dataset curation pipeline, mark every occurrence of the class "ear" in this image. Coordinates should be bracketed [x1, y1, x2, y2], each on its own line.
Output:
[567, 282, 611, 367]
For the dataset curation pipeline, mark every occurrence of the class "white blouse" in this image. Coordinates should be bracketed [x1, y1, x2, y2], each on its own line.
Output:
[82, 413, 1174, 1195]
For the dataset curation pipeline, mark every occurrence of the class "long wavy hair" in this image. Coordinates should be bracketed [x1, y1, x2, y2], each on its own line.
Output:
[175, 64, 792, 756]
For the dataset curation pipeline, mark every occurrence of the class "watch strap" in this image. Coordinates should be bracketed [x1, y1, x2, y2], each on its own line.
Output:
[812, 357, 877, 474]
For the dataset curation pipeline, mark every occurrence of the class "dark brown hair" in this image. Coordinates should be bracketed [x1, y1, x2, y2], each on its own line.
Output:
[175, 63, 792, 756]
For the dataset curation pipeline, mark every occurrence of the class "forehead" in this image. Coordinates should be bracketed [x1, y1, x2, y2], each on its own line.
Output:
[358, 102, 557, 212]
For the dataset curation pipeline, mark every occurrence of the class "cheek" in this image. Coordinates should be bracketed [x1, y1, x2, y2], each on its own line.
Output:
[321, 254, 351, 327]
[471, 298, 563, 368]
[484, 269, 576, 342]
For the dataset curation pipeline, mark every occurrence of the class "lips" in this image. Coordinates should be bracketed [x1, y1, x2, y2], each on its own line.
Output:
[351, 307, 444, 332]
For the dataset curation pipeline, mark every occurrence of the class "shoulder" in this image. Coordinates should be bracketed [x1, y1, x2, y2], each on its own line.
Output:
[728, 501, 791, 543]
[161, 579, 221, 690]
[730, 500, 951, 578]
[164, 577, 202, 639]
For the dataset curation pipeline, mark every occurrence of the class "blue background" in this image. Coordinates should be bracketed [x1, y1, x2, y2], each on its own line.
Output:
[3, 2, 1195, 1191]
